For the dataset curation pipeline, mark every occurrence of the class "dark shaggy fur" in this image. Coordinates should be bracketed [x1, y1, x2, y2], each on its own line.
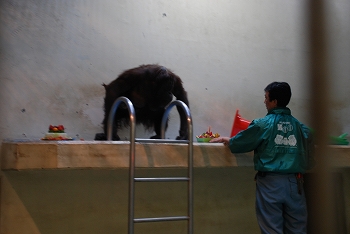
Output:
[95, 64, 189, 140]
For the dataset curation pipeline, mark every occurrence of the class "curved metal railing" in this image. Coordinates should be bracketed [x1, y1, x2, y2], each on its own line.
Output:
[106, 97, 193, 234]
[106, 96, 136, 141]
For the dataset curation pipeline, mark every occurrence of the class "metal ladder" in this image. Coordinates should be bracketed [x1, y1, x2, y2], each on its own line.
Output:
[106, 97, 194, 234]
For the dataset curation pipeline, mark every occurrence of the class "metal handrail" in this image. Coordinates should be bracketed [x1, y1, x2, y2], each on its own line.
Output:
[159, 100, 194, 234]
[106, 97, 136, 141]
[106, 97, 137, 234]
[106, 98, 193, 234]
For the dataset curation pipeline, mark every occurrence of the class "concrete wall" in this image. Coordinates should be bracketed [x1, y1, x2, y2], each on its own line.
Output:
[1, 0, 350, 233]
[1, 168, 259, 234]
[1, 167, 349, 234]
[0, 0, 349, 141]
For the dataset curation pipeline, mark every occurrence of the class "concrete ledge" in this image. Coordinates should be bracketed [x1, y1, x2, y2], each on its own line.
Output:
[2, 140, 350, 170]
[1, 140, 254, 170]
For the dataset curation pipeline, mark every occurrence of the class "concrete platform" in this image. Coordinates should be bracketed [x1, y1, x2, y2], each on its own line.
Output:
[2, 140, 350, 170]
[1, 139, 254, 170]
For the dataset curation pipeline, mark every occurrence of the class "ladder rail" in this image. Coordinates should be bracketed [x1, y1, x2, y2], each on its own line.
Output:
[134, 177, 190, 182]
[159, 100, 194, 234]
[134, 216, 190, 223]
[106, 97, 137, 234]
[106, 98, 193, 234]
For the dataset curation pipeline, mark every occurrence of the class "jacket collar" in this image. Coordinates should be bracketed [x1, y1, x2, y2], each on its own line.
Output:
[267, 107, 291, 115]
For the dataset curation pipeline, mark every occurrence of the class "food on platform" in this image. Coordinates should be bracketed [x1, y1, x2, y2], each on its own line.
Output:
[196, 126, 220, 142]
[42, 125, 72, 140]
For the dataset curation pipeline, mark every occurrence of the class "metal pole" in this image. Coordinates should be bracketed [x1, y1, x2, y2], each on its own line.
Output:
[307, 0, 337, 233]
[105, 97, 136, 234]
[161, 100, 193, 234]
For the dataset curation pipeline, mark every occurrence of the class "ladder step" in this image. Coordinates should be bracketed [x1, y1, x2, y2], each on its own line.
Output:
[134, 177, 189, 182]
[134, 216, 189, 223]
[135, 138, 189, 144]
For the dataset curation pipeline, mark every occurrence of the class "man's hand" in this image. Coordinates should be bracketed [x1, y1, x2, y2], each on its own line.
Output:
[210, 137, 231, 146]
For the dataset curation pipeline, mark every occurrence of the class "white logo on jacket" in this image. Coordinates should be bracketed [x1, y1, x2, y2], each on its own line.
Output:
[274, 134, 297, 146]
[275, 122, 297, 146]
[277, 122, 293, 133]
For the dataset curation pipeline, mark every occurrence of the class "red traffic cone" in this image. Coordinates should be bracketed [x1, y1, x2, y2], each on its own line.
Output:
[230, 110, 251, 137]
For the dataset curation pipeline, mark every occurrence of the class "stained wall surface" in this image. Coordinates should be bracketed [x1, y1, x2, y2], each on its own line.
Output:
[0, 0, 350, 233]
[0, 0, 349, 141]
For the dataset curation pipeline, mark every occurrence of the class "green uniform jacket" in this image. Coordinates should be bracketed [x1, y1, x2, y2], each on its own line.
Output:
[229, 107, 315, 173]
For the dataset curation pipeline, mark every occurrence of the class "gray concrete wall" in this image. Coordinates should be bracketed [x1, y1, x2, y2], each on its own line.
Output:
[1, 0, 350, 233]
[0, 0, 349, 141]
[1, 167, 259, 234]
[2, 167, 350, 234]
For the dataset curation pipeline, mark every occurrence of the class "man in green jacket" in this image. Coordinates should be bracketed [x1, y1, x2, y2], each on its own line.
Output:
[211, 82, 314, 234]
